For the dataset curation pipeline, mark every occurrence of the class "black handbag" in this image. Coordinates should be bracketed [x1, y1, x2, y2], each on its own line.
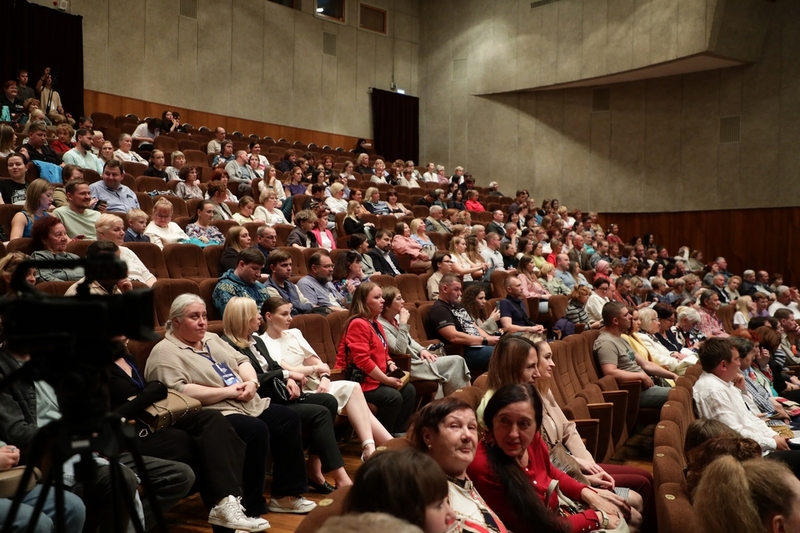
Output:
[345, 361, 366, 384]
[266, 378, 308, 405]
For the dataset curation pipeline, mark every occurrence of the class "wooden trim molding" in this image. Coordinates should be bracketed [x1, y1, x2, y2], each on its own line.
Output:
[83, 89, 371, 150]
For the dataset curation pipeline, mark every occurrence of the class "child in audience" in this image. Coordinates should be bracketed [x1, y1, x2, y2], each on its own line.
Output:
[124, 209, 151, 243]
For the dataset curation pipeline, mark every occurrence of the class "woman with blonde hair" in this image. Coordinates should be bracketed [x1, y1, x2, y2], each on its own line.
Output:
[145, 197, 190, 248]
[392, 221, 432, 272]
[636, 306, 694, 374]
[233, 196, 258, 224]
[343, 200, 374, 238]
[9, 178, 53, 239]
[98, 140, 115, 164]
[448, 235, 484, 282]
[733, 295, 756, 330]
[0, 252, 36, 295]
[325, 182, 349, 214]
[221, 297, 350, 492]
[538, 263, 568, 295]
[254, 189, 288, 226]
[0, 123, 16, 157]
[94, 213, 157, 286]
[694, 455, 800, 533]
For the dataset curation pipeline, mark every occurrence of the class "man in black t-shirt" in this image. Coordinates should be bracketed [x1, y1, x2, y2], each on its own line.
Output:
[425, 274, 498, 376]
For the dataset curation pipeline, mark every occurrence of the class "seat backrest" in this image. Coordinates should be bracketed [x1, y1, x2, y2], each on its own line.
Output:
[135, 192, 154, 215]
[35, 280, 77, 296]
[418, 302, 437, 340]
[122, 161, 147, 177]
[198, 278, 222, 321]
[660, 399, 689, 438]
[325, 310, 350, 348]
[404, 306, 430, 344]
[162, 243, 211, 280]
[549, 340, 583, 403]
[450, 386, 485, 410]
[667, 387, 695, 423]
[209, 219, 238, 237]
[489, 270, 508, 299]
[203, 245, 225, 278]
[717, 303, 735, 334]
[656, 483, 700, 533]
[653, 419, 684, 451]
[0, 205, 23, 236]
[548, 294, 569, 321]
[155, 194, 188, 217]
[653, 445, 687, 487]
[152, 279, 201, 326]
[291, 314, 336, 367]
[565, 332, 601, 387]
[66, 239, 93, 257]
[370, 274, 397, 288]
[274, 224, 294, 247]
[121, 242, 169, 279]
[6, 238, 33, 255]
[276, 246, 308, 276]
[396, 274, 426, 303]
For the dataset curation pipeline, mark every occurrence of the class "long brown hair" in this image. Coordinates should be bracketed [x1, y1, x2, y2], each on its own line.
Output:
[486, 335, 537, 391]
[345, 281, 381, 328]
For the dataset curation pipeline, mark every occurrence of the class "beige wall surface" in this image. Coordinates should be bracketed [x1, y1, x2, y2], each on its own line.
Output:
[418, 0, 798, 212]
[46, 0, 419, 140]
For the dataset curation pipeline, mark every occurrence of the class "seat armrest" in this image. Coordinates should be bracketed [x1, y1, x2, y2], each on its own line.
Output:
[389, 353, 412, 371]
[616, 380, 643, 432]
[584, 402, 614, 463]
[572, 419, 600, 460]
[600, 390, 630, 448]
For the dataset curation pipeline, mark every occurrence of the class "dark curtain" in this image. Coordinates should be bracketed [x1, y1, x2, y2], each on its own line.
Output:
[370, 88, 418, 163]
[0, 0, 84, 117]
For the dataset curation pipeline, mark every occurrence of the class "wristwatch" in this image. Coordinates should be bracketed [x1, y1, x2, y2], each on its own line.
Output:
[481, 338, 489, 346]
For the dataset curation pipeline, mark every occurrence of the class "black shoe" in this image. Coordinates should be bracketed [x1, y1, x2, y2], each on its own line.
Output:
[308, 479, 336, 494]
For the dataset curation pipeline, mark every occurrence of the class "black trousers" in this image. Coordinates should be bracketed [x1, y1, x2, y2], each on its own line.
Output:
[768, 450, 800, 479]
[85, 454, 195, 532]
[288, 393, 345, 473]
[363, 384, 416, 434]
[227, 405, 307, 515]
[140, 410, 245, 508]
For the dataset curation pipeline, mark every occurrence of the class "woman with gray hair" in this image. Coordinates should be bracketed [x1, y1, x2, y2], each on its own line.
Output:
[145, 294, 316, 518]
[636, 306, 697, 374]
[113, 133, 146, 163]
[95, 213, 156, 286]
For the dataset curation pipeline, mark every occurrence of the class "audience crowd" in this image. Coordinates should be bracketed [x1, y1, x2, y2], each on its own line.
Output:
[1, 103, 799, 533]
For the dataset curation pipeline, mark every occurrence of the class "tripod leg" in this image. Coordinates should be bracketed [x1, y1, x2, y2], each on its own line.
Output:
[115, 444, 170, 533]
[108, 458, 146, 533]
[2, 424, 57, 533]
[24, 465, 58, 533]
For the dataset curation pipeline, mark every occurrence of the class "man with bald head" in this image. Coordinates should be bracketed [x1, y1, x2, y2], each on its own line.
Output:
[554, 253, 575, 290]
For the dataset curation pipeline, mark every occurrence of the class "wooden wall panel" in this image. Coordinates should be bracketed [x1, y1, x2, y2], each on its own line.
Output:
[597, 208, 799, 285]
[83, 90, 371, 149]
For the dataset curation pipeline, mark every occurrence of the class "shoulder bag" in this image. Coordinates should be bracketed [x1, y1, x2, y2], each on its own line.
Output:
[134, 390, 201, 434]
[545, 480, 630, 533]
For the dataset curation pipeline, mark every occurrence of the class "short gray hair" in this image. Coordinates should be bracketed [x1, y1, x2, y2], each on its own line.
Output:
[429, 205, 443, 215]
[677, 306, 701, 324]
[166, 293, 205, 331]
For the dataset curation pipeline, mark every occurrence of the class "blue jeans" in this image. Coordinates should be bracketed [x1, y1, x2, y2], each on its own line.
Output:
[0, 485, 86, 533]
[463, 346, 495, 377]
[640, 385, 671, 408]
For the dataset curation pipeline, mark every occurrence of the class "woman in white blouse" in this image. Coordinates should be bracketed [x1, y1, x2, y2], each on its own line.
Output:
[95, 214, 156, 286]
[254, 190, 288, 226]
[144, 197, 190, 248]
[113, 133, 146, 163]
[325, 183, 349, 214]
[260, 297, 392, 461]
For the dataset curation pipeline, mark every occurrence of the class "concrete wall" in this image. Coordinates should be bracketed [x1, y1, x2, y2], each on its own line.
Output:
[50, 0, 419, 139]
[418, 0, 798, 212]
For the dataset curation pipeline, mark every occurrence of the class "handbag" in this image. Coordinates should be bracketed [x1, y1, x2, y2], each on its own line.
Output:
[345, 362, 366, 384]
[266, 378, 309, 405]
[545, 480, 630, 533]
[0, 466, 41, 498]
[135, 390, 201, 434]
[548, 442, 590, 486]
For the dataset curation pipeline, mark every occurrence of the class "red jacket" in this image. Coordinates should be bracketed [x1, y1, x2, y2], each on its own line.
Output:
[335, 317, 390, 392]
[467, 433, 600, 533]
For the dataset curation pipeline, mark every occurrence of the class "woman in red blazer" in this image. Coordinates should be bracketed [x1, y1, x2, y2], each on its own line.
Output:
[335, 282, 416, 435]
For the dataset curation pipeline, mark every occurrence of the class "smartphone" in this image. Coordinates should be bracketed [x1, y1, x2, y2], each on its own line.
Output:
[496, 301, 502, 310]
[96, 200, 107, 210]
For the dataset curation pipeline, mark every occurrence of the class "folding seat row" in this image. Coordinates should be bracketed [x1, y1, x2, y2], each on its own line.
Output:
[652, 364, 701, 533]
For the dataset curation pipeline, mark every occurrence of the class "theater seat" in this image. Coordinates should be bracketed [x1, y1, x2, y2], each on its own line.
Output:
[151, 279, 201, 326]
[155, 195, 188, 218]
[121, 242, 169, 279]
[202, 245, 225, 278]
[653, 445, 686, 488]
[291, 314, 339, 371]
[6, 238, 33, 255]
[656, 483, 699, 533]
[294, 486, 350, 533]
[198, 278, 222, 321]
[162, 243, 211, 281]
[136, 176, 170, 193]
[396, 274, 427, 303]
[325, 310, 350, 347]
[35, 280, 77, 296]
[277, 246, 308, 276]
[66, 240, 93, 257]
[370, 274, 397, 288]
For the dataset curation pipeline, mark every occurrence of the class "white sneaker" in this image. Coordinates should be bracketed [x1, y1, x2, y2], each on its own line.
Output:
[268, 496, 317, 514]
[209, 496, 271, 531]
